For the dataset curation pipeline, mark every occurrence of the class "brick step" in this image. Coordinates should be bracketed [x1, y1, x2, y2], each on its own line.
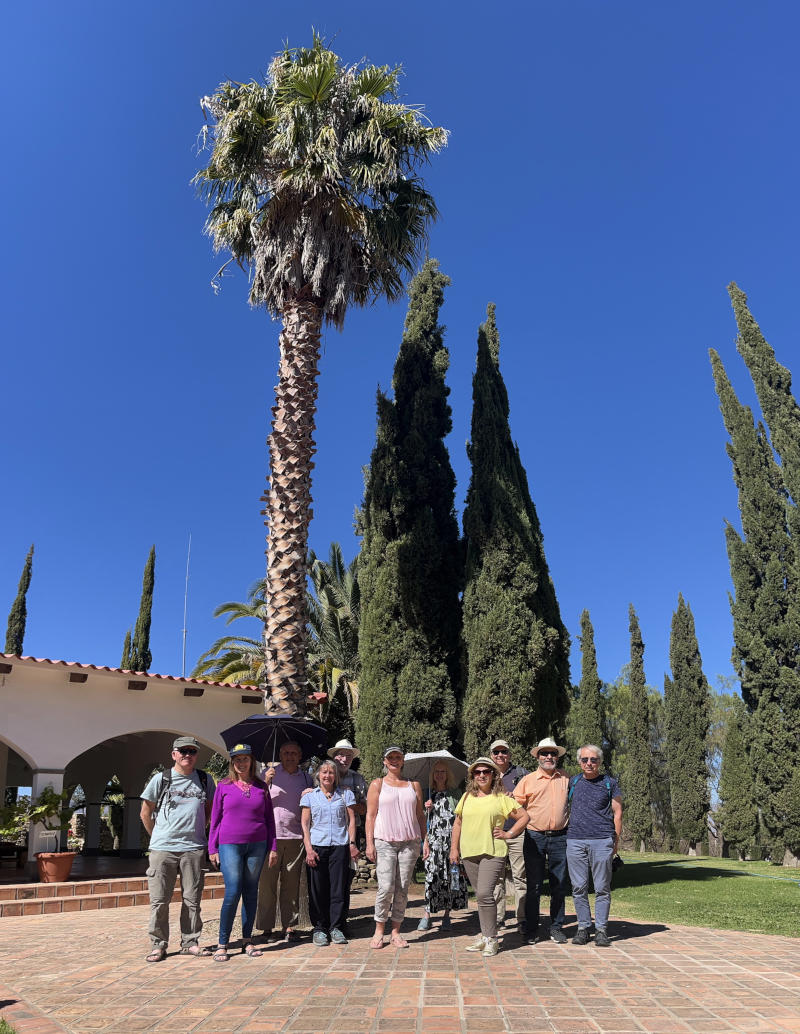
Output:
[0, 872, 225, 917]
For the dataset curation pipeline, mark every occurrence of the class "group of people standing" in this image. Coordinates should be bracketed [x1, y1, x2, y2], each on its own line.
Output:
[139, 732, 622, 961]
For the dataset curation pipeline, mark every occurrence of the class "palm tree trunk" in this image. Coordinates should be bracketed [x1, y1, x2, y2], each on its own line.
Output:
[261, 298, 322, 715]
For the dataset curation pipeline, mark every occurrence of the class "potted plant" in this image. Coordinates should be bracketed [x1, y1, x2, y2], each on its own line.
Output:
[0, 787, 78, 882]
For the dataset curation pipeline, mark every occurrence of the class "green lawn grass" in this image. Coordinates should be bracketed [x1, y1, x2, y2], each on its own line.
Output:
[572, 853, 800, 938]
[0, 1018, 17, 1034]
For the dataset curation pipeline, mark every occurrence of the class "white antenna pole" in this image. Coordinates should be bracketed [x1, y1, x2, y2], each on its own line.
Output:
[181, 533, 192, 678]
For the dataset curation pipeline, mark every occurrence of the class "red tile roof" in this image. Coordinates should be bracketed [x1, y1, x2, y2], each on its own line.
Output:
[0, 653, 256, 691]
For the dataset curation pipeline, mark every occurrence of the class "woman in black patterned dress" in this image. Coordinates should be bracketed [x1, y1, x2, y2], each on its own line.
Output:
[417, 761, 468, 931]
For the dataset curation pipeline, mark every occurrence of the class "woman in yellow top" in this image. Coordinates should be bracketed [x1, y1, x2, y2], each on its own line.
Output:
[450, 757, 529, 957]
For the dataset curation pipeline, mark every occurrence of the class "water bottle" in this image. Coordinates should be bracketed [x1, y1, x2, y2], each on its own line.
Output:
[450, 862, 461, 893]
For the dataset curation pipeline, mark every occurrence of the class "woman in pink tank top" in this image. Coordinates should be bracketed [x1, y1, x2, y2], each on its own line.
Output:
[365, 747, 425, 949]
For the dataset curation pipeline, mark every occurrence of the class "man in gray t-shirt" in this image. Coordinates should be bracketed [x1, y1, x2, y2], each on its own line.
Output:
[140, 735, 215, 961]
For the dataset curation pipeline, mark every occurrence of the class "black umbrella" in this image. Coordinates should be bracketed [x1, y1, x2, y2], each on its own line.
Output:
[220, 713, 329, 764]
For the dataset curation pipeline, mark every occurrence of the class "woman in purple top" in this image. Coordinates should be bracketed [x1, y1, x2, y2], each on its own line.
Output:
[208, 743, 277, 960]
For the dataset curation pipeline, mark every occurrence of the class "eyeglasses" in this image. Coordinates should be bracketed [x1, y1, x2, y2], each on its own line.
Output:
[538, 751, 558, 758]
[490, 748, 509, 755]
[579, 757, 600, 764]
[473, 768, 493, 776]
[176, 748, 198, 756]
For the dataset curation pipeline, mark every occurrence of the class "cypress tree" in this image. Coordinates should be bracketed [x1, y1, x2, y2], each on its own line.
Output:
[128, 546, 155, 673]
[717, 710, 757, 858]
[567, 609, 606, 760]
[711, 289, 800, 863]
[4, 544, 34, 655]
[460, 305, 570, 761]
[356, 261, 461, 778]
[624, 605, 652, 848]
[664, 594, 710, 851]
[121, 629, 132, 670]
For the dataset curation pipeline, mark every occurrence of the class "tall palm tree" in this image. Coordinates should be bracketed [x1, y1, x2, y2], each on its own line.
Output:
[195, 36, 447, 715]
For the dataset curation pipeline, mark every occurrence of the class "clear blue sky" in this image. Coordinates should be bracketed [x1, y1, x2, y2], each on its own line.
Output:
[2, 1, 798, 698]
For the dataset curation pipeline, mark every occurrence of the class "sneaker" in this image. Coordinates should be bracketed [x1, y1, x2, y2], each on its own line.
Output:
[594, 928, 611, 947]
[312, 930, 329, 947]
[417, 915, 432, 931]
[550, 927, 567, 944]
[572, 928, 590, 945]
[466, 935, 487, 952]
[525, 927, 539, 945]
[441, 914, 451, 930]
[482, 938, 499, 957]
[330, 928, 348, 945]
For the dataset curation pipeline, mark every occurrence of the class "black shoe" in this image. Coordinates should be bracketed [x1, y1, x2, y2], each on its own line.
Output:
[525, 933, 539, 945]
[594, 928, 611, 947]
[550, 927, 567, 944]
[572, 928, 590, 945]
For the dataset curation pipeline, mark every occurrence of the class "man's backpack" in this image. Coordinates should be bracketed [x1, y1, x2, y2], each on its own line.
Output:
[154, 767, 209, 817]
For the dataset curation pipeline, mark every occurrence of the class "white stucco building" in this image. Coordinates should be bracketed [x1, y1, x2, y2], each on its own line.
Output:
[0, 653, 263, 877]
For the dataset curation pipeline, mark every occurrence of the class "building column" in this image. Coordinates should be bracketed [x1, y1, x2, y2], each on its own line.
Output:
[80, 778, 106, 856]
[25, 769, 65, 880]
[120, 796, 144, 857]
[0, 742, 8, 806]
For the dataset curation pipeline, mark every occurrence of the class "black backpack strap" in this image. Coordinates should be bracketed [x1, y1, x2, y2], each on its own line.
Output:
[155, 769, 172, 816]
[198, 769, 208, 795]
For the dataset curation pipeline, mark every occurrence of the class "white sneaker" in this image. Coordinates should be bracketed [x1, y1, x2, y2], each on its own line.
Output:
[465, 935, 487, 952]
[482, 938, 499, 957]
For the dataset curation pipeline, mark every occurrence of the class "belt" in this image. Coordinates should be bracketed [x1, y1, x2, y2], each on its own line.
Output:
[532, 828, 567, 836]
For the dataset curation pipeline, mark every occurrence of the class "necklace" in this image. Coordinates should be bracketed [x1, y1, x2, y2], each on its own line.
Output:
[235, 779, 251, 798]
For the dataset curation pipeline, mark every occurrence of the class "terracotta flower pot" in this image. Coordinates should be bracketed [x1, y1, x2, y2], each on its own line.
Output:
[35, 850, 77, 883]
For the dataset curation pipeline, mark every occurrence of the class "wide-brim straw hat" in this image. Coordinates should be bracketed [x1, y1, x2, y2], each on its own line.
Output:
[328, 738, 360, 759]
[530, 736, 566, 759]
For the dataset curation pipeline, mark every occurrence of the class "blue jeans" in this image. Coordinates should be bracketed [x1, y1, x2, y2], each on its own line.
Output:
[218, 841, 268, 944]
[523, 830, 569, 932]
[566, 836, 614, 930]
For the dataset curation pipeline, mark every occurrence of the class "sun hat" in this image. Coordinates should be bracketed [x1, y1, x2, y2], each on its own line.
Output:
[229, 743, 253, 757]
[383, 745, 405, 759]
[173, 735, 200, 750]
[328, 738, 360, 759]
[531, 736, 566, 759]
[468, 756, 501, 778]
[488, 739, 511, 753]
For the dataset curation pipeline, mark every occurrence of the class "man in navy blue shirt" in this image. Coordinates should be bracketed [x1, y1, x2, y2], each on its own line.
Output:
[566, 744, 622, 947]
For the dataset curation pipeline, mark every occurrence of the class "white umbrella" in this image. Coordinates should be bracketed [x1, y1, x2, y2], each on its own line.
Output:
[402, 750, 468, 790]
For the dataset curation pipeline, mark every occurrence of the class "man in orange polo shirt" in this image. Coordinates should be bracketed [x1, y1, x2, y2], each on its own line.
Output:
[513, 737, 570, 945]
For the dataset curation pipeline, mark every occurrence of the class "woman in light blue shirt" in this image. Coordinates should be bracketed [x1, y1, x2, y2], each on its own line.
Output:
[301, 760, 359, 946]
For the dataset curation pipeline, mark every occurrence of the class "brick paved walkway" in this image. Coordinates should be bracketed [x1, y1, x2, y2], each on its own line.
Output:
[1, 886, 799, 1034]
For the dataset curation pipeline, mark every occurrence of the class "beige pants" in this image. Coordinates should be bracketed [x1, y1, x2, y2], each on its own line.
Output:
[373, 839, 419, 924]
[146, 849, 205, 949]
[256, 838, 305, 933]
[493, 832, 526, 924]
[462, 853, 507, 940]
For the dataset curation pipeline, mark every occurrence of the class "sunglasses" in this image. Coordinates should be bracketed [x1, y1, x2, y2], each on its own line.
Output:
[538, 751, 559, 758]
[491, 748, 509, 755]
[473, 768, 493, 776]
[579, 757, 600, 764]
[176, 748, 198, 756]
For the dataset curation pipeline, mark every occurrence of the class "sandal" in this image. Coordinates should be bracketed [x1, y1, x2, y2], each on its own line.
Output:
[213, 946, 229, 962]
[390, 934, 409, 949]
[369, 936, 385, 950]
[180, 944, 212, 958]
[145, 947, 166, 963]
[243, 941, 263, 957]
